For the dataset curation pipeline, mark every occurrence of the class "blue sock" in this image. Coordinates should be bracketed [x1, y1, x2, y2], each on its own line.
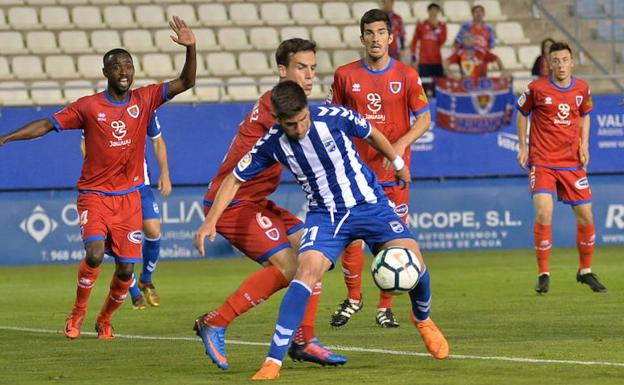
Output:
[140, 236, 160, 283]
[267, 280, 311, 363]
[129, 274, 142, 300]
[409, 268, 431, 322]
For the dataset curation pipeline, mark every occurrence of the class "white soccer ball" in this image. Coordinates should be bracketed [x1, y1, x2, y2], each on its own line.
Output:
[371, 247, 422, 294]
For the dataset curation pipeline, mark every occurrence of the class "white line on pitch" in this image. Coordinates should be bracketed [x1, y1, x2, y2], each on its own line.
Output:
[2, 325, 624, 368]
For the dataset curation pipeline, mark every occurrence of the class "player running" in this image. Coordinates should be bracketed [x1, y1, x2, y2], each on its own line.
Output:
[328, 9, 431, 328]
[0, 16, 196, 339]
[516, 41, 607, 294]
[192, 39, 346, 370]
[196, 81, 449, 380]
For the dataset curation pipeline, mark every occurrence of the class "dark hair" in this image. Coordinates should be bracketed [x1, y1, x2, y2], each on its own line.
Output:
[271, 81, 307, 120]
[103, 48, 131, 67]
[549, 41, 573, 57]
[275, 38, 317, 67]
[360, 9, 392, 35]
[541, 38, 556, 55]
[471, 5, 485, 14]
[427, 3, 441, 11]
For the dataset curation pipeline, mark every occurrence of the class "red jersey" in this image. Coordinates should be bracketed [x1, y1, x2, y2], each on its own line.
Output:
[205, 91, 281, 202]
[411, 20, 447, 65]
[388, 11, 405, 60]
[455, 22, 495, 50]
[330, 59, 429, 183]
[51, 83, 168, 193]
[517, 76, 593, 168]
[448, 46, 498, 78]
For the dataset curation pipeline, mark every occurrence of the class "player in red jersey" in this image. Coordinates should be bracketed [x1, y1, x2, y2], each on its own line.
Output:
[0, 16, 196, 339]
[516, 41, 607, 294]
[446, 31, 502, 78]
[410, 2, 447, 95]
[192, 39, 346, 371]
[328, 9, 431, 329]
[381, 0, 406, 61]
[454, 4, 495, 50]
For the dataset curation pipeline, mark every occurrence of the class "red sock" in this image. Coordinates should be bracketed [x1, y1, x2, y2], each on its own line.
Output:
[97, 275, 132, 323]
[296, 281, 321, 344]
[377, 291, 394, 309]
[206, 265, 289, 327]
[341, 242, 364, 301]
[577, 224, 595, 270]
[534, 223, 552, 274]
[72, 259, 101, 314]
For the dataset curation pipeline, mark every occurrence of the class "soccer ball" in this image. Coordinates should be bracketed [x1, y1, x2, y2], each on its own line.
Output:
[371, 247, 422, 294]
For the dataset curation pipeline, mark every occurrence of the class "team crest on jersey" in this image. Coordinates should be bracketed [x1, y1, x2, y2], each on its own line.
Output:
[575, 177, 589, 190]
[389, 82, 402, 94]
[389, 221, 405, 233]
[322, 137, 337, 152]
[576, 95, 583, 107]
[127, 104, 140, 119]
[238, 153, 252, 171]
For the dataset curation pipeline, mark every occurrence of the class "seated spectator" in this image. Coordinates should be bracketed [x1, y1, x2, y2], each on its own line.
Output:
[454, 4, 495, 50]
[381, 0, 406, 60]
[411, 2, 446, 95]
[445, 32, 503, 78]
[531, 38, 555, 78]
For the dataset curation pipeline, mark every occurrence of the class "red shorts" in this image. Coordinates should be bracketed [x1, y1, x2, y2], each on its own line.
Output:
[77, 191, 142, 261]
[383, 184, 410, 223]
[204, 199, 303, 263]
[529, 165, 592, 205]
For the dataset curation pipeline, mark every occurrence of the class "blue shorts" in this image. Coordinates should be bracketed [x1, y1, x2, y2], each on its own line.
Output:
[299, 199, 415, 266]
[140, 185, 160, 220]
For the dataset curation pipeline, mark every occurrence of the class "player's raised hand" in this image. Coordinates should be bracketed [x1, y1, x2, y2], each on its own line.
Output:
[194, 221, 217, 257]
[517, 147, 528, 169]
[169, 16, 195, 47]
[395, 166, 411, 189]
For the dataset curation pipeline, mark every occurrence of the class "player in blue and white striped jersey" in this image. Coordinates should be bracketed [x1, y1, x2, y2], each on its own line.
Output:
[195, 81, 448, 380]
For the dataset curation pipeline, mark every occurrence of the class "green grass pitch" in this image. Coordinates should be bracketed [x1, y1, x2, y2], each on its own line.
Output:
[1, 247, 623, 385]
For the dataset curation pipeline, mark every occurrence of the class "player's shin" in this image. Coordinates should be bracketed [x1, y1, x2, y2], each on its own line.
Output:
[73, 259, 101, 313]
[577, 224, 595, 271]
[409, 268, 431, 322]
[341, 242, 364, 301]
[98, 274, 132, 322]
[140, 236, 160, 283]
[534, 223, 552, 274]
[295, 281, 321, 343]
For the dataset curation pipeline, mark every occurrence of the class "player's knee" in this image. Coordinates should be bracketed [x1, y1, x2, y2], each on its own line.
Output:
[142, 219, 161, 239]
[84, 242, 105, 267]
[115, 263, 134, 281]
[268, 249, 298, 281]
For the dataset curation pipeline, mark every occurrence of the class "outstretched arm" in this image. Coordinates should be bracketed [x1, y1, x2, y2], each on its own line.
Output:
[365, 127, 411, 187]
[0, 119, 55, 147]
[166, 16, 196, 98]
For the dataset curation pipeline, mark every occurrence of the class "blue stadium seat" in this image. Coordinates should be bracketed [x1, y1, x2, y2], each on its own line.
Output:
[597, 22, 624, 42]
[575, 0, 606, 18]
[603, 0, 624, 17]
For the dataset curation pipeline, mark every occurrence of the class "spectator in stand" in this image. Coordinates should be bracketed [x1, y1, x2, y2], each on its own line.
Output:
[410, 3, 446, 96]
[454, 4, 495, 51]
[445, 31, 503, 78]
[381, 0, 406, 60]
[531, 38, 555, 78]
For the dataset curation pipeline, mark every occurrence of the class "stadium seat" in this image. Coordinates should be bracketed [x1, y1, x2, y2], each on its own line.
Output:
[26, 31, 59, 54]
[194, 29, 221, 51]
[196, 77, 226, 102]
[27, 0, 58, 4]
[321, 74, 334, 96]
[217, 27, 252, 50]
[229, 3, 260, 26]
[72, 6, 105, 29]
[136, 5, 167, 29]
[239, 51, 272, 76]
[492, 46, 523, 70]
[343, 25, 362, 49]
[443, 1, 472, 22]
[446, 23, 461, 47]
[0, 9, 8, 31]
[478, 0, 507, 21]
[197, 4, 231, 27]
[321, 2, 353, 25]
[280, 26, 310, 41]
[496, 22, 530, 44]
[44, 55, 76, 80]
[40, 7, 73, 30]
[169, 87, 196, 103]
[395, 1, 416, 23]
[59, 31, 92, 54]
[405, 23, 415, 46]
[0, 81, 31, 106]
[309, 76, 326, 100]
[227, 76, 259, 101]
[352, 2, 377, 21]
[174, 52, 208, 76]
[63, 80, 95, 101]
[249, 27, 280, 50]
[90, 0, 120, 3]
[132, 78, 158, 89]
[31, 80, 65, 105]
[12, 56, 46, 80]
[575, 0, 606, 18]
[142, 53, 175, 78]
[517, 45, 541, 70]
[512, 70, 533, 94]
[260, 3, 294, 26]
[90, 30, 122, 54]
[332, 49, 360, 67]
[315, 50, 333, 75]
[0, 58, 13, 80]
[258, 75, 278, 93]
[166, 5, 198, 27]
[8, 7, 42, 30]
[291, 3, 324, 26]
[0, 31, 28, 54]
[123, 30, 154, 53]
[103, 6, 135, 29]
[412, 1, 432, 20]
[311, 26, 343, 49]
[77, 54, 104, 78]
[206, 52, 239, 76]
[58, 0, 88, 4]
[604, 0, 624, 17]
[155, 29, 178, 52]
[596, 22, 624, 42]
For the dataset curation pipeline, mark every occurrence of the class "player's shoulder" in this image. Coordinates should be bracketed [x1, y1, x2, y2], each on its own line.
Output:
[335, 60, 362, 76]
[257, 90, 273, 109]
[573, 76, 590, 91]
[528, 77, 549, 91]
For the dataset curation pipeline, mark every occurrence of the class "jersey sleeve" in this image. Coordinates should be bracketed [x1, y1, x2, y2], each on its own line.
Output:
[50, 100, 84, 131]
[329, 71, 345, 105]
[454, 23, 469, 46]
[580, 85, 593, 116]
[233, 133, 278, 182]
[341, 107, 372, 139]
[140, 83, 170, 114]
[486, 24, 496, 48]
[407, 71, 430, 116]
[516, 82, 534, 116]
[147, 112, 162, 139]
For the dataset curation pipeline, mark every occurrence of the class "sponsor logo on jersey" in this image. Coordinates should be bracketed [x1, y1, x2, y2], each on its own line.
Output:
[576, 95, 583, 107]
[575, 177, 589, 190]
[394, 204, 409, 217]
[366, 92, 382, 113]
[237, 153, 252, 171]
[111, 120, 127, 140]
[554, 103, 571, 125]
[322, 137, 337, 152]
[97, 112, 106, 122]
[389, 81, 402, 94]
[352, 83, 361, 92]
[127, 104, 140, 118]
[389, 220, 405, 233]
[127, 230, 142, 244]
[545, 96, 552, 105]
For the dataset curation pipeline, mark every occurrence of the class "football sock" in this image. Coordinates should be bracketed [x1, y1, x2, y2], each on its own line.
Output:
[297, 281, 321, 343]
[377, 290, 394, 310]
[72, 259, 101, 313]
[268, 280, 311, 363]
[533, 223, 552, 274]
[577, 223, 595, 271]
[128, 273, 142, 300]
[409, 268, 431, 322]
[97, 274, 131, 322]
[206, 265, 289, 328]
[341, 242, 364, 301]
[139, 236, 160, 283]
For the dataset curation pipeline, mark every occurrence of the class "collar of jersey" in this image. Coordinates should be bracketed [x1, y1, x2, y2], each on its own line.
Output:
[548, 75, 575, 91]
[360, 58, 394, 75]
[104, 89, 131, 106]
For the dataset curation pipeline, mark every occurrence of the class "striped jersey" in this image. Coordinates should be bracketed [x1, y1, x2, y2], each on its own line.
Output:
[234, 105, 386, 212]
